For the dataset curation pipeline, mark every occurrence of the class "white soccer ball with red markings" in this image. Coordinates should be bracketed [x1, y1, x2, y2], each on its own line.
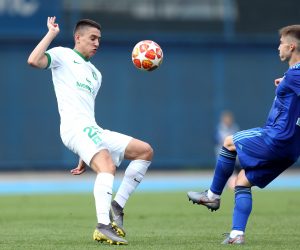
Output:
[131, 40, 163, 71]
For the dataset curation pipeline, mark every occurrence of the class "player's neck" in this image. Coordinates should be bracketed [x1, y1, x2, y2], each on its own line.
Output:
[289, 54, 300, 67]
[73, 48, 89, 61]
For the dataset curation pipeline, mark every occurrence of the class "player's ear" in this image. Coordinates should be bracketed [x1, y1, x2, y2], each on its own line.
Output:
[290, 42, 296, 51]
[74, 32, 80, 44]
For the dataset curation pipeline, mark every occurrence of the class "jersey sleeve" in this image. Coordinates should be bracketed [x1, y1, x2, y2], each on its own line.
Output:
[45, 47, 64, 69]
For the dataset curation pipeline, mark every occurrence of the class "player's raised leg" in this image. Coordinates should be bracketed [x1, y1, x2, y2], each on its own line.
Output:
[187, 136, 237, 211]
[111, 138, 153, 236]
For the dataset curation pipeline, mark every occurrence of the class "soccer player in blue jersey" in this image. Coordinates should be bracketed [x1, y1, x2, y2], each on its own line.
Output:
[187, 24, 300, 244]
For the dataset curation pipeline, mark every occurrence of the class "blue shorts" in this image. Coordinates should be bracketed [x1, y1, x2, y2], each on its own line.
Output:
[233, 128, 295, 188]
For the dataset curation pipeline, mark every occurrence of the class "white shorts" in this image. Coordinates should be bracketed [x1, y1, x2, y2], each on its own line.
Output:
[60, 121, 132, 166]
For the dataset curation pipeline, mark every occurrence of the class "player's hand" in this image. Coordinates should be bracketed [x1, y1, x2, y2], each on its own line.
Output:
[47, 16, 60, 34]
[274, 77, 283, 87]
[70, 159, 87, 175]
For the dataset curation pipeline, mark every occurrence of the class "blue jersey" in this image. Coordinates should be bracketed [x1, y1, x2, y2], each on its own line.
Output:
[264, 62, 300, 157]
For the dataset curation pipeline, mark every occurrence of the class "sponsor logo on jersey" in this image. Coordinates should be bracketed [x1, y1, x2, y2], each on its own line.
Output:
[296, 118, 300, 127]
[76, 81, 95, 95]
[73, 60, 81, 64]
[86, 78, 92, 85]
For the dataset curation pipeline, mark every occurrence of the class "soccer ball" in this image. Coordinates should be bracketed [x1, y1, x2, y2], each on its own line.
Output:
[131, 40, 163, 71]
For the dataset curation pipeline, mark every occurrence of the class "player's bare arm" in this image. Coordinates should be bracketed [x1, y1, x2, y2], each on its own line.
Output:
[70, 158, 87, 175]
[28, 16, 60, 69]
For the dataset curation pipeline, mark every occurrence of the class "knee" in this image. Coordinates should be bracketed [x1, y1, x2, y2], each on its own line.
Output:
[96, 162, 116, 175]
[142, 143, 154, 161]
[90, 150, 116, 174]
[125, 139, 154, 161]
[235, 170, 252, 187]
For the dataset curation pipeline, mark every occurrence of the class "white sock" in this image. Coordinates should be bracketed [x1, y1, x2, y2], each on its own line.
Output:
[114, 160, 151, 208]
[94, 172, 114, 225]
[230, 230, 244, 238]
[207, 189, 221, 200]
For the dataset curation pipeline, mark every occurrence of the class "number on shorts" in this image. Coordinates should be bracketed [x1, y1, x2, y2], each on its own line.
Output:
[83, 126, 102, 145]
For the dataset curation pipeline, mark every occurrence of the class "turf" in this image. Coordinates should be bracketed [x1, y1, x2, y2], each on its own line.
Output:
[0, 190, 299, 249]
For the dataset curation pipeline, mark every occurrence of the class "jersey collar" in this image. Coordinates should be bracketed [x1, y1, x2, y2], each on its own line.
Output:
[290, 62, 300, 69]
[73, 49, 89, 62]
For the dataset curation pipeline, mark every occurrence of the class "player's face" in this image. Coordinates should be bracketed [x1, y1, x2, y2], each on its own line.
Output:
[278, 36, 294, 62]
[75, 27, 101, 59]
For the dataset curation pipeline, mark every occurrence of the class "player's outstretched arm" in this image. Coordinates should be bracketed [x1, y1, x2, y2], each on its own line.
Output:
[27, 16, 60, 69]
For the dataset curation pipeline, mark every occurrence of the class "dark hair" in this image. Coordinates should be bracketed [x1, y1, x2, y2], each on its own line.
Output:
[74, 19, 101, 35]
[279, 25, 300, 40]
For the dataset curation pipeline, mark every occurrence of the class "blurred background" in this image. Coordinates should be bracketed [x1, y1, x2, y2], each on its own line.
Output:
[0, 0, 299, 171]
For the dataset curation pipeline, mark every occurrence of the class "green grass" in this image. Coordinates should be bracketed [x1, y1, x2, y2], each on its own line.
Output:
[0, 190, 300, 249]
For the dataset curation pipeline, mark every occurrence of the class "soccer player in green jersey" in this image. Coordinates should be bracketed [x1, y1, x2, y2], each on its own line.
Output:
[28, 16, 153, 245]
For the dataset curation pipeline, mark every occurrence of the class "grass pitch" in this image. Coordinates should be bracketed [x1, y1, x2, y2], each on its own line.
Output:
[0, 190, 299, 249]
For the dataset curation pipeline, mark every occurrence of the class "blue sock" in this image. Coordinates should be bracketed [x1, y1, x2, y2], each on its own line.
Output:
[210, 147, 237, 195]
[232, 186, 252, 232]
